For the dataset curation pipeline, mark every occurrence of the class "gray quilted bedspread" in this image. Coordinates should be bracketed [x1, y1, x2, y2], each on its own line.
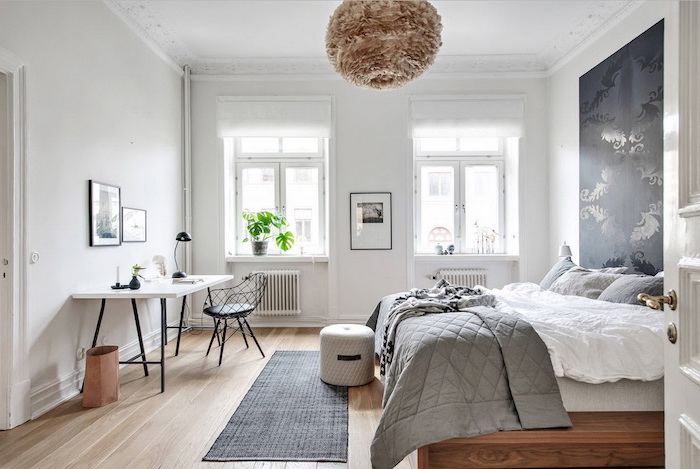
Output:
[367, 298, 571, 469]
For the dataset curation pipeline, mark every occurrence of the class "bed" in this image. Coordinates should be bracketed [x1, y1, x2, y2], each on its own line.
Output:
[367, 279, 665, 469]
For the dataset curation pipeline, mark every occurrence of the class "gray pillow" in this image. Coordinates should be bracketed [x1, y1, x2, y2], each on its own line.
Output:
[549, 267, 624, 299]
[540, 258, 577, 290]
[598, 275, 664, 305]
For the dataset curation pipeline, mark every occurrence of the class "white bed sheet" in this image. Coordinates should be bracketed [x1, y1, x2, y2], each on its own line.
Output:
[487, 282, 665, 384]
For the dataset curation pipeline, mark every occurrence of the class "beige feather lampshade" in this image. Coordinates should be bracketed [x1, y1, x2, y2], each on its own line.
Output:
[326, 0, 442, 90]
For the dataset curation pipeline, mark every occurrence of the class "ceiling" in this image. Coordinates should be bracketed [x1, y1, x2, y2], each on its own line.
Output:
[107, 0, 640, 75]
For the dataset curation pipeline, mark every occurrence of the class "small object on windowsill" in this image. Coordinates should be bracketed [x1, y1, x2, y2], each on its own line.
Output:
[173, 277, 203, 284]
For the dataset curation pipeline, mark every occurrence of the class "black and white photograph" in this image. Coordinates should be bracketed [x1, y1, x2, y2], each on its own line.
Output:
[88, 180, 121, 246]
[350, 192, 392, 250]
[122, 207, 147, 242]
[360, 202, 383, 223]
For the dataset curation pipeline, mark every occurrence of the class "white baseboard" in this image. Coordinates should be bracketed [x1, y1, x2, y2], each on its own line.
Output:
[0, 379, 31, 430]
[30, 323, 181, 420]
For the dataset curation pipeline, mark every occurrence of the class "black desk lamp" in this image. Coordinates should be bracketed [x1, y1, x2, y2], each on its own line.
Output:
[172, 231, 192, 278]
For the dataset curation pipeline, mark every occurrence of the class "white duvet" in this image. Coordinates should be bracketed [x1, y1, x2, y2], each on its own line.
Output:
[487, 282, 665, 384]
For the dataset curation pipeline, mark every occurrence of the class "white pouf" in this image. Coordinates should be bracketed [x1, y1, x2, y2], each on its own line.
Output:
[320, 324, 375, 386]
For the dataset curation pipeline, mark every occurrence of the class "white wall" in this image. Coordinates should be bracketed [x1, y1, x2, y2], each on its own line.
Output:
[191, 75, 549, 324]
[548, 2, 671, 266]
[0, 1, 182, 417]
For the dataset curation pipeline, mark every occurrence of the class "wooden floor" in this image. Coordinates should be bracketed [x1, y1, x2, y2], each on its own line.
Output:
[0, 327, 410, 469]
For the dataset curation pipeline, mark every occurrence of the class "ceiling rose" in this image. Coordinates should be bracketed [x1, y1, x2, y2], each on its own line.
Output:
[325, 0, 442, 90]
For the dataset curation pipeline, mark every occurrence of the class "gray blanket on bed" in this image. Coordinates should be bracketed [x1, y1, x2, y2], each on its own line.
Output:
[367, 293, 572, 469]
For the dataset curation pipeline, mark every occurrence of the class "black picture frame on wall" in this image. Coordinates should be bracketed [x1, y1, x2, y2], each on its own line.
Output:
[350, 192, 392, 250]
[88, 180, 121, 247]
[122, 207, 147, 243]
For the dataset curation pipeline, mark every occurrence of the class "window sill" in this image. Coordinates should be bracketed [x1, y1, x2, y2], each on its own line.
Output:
[414, 254, 519, 262]
[226, 255, 329, 263]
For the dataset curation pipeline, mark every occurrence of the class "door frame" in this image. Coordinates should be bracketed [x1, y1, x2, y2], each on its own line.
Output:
[0, 46, 29, 430]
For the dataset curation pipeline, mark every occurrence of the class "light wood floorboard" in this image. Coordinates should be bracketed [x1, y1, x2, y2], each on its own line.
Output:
[0, 327, 410, 469]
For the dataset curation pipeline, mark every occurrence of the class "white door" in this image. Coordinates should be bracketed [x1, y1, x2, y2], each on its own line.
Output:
[0, 71, 9, 430]
[661, 2, 700, 466]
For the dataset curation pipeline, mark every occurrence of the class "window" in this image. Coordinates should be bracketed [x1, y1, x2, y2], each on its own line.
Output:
[415, 137, 502, 155]
[231, 137, 326, 255]
[238, 137, 321, 156]
[428, 172, 451, 197]
[294, 208, 312, 243]
[415, 138, 505, 254]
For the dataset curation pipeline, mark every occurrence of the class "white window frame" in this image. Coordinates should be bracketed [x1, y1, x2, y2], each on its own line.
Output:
[235, 137, 324, 159]
[415, 153, 506, 254]
[231, 138, 327, 256]
[415, 137, 504, 157]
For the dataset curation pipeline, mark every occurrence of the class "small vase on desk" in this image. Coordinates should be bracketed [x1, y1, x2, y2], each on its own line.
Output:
[128, 276, 141, 290]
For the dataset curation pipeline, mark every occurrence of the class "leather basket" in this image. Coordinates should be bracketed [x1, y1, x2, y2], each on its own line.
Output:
[83, 345, 120, 407]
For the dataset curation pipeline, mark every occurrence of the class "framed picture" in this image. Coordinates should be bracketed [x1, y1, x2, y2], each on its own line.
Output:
[122, 207, 147, 242]
[88, 180, 121, 246]
[350, 192, 392, 250]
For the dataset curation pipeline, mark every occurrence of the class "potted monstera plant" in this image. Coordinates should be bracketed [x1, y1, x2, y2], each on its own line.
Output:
[242, 210, 295, 256]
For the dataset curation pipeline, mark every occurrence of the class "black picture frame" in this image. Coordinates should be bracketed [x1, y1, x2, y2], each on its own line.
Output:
[350, 192, 392, 250]
[88, 180, 121, 246]
[122, 207, 147, 243]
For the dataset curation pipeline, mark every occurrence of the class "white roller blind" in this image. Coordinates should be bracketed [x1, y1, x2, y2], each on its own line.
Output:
[217, 96, 332, 138]
[410, 96, 524, 138]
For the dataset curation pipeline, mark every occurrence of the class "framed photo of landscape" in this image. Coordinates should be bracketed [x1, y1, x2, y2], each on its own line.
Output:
[350, 192, 392, 250]
[122, 207, 147, 243]
[88, 180, 121, 246]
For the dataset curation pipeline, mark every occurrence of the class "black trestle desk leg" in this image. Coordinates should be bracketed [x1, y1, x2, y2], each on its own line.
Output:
[91, 299, 106, 349]
[175, 296, 186, 356]
[82, 298, 107, 393]
[131, 299, 149, 377]
[160, 298, 166, 393]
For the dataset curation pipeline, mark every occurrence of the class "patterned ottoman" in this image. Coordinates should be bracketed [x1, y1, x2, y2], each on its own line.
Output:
[319, 324, 375, 386]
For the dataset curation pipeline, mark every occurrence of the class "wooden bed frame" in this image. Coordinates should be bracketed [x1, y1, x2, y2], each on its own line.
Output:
[408, 411, 664, 469]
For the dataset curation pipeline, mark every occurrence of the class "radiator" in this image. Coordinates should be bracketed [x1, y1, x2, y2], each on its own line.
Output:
[254, 270, 301, 316]
[436, 268, 487, 288]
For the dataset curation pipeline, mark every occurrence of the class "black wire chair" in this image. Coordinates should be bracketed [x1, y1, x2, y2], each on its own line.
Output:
[202, 272, 267, 365]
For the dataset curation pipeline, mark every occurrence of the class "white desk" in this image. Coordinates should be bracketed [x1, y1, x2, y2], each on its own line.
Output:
[73, 275, 234, 392]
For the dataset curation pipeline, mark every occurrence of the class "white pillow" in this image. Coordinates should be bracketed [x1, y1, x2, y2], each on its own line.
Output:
[593, 266, 628, 274]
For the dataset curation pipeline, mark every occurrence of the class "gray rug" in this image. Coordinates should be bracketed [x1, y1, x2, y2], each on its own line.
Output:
[203, 350, 348, 462]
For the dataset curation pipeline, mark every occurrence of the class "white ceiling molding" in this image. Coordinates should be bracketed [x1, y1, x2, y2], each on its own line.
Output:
[192, 57, 334, 76]
[102, 0, 188, 75]
[432, 55, 545, 74]
[546, 0, 644, 74]
[104, 0, 641, 77]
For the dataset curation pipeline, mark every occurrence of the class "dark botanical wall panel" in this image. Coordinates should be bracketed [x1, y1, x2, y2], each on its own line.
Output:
[579, 20, 664, 275]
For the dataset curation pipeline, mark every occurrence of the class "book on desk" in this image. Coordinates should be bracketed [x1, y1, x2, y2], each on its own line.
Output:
[172, 277, 204, 284]
[173, 277, 204, 285]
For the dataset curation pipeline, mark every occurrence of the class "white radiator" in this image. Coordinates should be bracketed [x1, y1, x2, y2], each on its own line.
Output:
[255, 270, 301, 316]
[435, 269, 487, 288]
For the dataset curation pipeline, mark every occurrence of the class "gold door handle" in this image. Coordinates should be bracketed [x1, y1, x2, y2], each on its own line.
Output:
[667, 322, 678, 344]
[638, 290, 677, 311]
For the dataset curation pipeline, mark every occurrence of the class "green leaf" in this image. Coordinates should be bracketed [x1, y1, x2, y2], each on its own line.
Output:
[275, 231, 295, 251]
